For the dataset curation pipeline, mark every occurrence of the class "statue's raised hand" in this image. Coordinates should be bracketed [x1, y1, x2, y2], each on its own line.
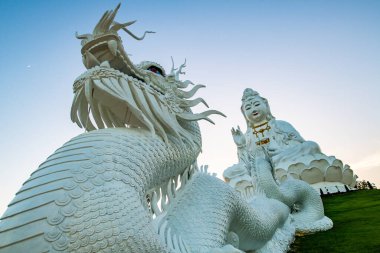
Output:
[231, 126, 246, 147]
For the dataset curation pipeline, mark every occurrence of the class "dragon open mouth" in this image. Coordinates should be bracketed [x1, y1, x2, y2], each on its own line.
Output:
[76, 3, 157, 85]
[71, 4, 225, 144]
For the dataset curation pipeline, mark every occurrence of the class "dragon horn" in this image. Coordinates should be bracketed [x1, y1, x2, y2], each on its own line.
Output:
[170, 56, 177, 75]
[110, 20, 137, 32]
[93, 3, 121, 35]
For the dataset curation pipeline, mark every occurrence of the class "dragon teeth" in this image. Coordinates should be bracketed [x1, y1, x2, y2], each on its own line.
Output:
[85, 50, 100, 68]
[107, 40, 118, 56]
[100, 61, 111, 68]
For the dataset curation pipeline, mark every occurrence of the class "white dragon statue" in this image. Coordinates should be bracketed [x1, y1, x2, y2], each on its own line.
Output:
[0, 4, 332, 253]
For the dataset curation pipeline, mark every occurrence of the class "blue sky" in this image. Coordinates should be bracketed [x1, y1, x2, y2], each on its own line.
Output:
[0, 0, 380, 214]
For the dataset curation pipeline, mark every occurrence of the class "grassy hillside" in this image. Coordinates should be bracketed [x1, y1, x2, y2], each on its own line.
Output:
[290, 190, 380, 253]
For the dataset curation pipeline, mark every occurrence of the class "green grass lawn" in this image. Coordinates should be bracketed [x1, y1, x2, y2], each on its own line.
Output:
[289, 190, 380, 253]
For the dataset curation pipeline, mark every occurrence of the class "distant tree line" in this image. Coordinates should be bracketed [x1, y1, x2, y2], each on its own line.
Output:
[355, 180, 377, 190]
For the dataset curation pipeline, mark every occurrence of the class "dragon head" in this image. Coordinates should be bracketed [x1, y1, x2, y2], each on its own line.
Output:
[71, 4, 225, 144]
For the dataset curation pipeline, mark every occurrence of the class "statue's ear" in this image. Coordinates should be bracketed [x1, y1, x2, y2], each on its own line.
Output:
[241, 105, 251, 128]
[240, 105, 247, 120]
[262, 98, 275, 121]
[263, 98, 270, 108]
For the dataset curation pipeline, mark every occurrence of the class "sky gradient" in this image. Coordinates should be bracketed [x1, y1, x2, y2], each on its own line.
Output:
[1, 0, 380, 215]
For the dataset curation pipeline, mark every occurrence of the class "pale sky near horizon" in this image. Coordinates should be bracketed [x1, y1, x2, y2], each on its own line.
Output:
[0, 0, 379, 215]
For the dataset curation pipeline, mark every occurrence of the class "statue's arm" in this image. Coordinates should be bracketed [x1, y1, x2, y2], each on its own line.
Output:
[275, 120, 305, 143]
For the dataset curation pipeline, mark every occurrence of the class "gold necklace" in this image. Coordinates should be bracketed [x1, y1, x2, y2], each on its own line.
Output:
[251, 121, 271, 138]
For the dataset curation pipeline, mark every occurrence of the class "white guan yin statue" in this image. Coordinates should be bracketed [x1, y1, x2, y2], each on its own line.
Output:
[0, 4, 334, 253]
[224, 88, 357, 194]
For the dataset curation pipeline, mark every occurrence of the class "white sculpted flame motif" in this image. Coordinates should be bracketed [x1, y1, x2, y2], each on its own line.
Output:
[1, 4, 334, 253]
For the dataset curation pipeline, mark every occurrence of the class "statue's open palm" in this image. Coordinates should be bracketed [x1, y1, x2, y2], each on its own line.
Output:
[231, 126, 246, 147]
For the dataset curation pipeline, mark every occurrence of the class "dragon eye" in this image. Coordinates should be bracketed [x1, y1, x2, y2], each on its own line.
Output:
[147, 66, 164, 76]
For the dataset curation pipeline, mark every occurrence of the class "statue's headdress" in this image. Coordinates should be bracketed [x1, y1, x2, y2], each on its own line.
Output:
[241, 88, 260, 103]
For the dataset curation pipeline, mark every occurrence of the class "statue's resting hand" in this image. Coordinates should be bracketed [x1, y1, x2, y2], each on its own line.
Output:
[267, 140, 282, 156]
[231, 126, 246, 147]
[267, 147, 281, 157]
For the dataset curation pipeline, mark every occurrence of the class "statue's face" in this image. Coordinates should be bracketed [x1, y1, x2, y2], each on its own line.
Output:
[243, 97, 268, 124]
